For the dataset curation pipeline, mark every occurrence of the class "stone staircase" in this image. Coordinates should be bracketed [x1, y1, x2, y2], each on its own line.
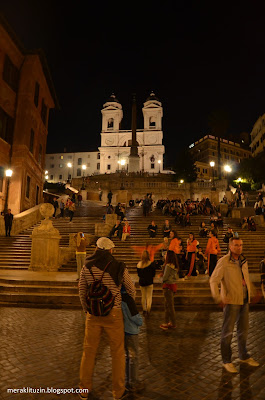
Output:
[0, 201, 264, 309]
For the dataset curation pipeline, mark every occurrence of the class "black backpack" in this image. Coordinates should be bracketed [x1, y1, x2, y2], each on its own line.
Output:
[86, 262, 115, 316]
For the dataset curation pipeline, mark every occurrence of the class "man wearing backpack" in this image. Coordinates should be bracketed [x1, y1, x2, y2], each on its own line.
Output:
[79, 237, 135, 400]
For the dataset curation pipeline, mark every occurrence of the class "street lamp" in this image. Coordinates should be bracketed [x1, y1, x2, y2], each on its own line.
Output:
[224, 165, 232, 191]
[67, 162, 72, 182]
[210, 161, 215, 189]
[158, 159, 161, 173]
[180, 179, 184, 184]
[4, 169, 13, 213]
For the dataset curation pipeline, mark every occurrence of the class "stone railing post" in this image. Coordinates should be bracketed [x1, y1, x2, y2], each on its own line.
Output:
[29, 203, 61, 271]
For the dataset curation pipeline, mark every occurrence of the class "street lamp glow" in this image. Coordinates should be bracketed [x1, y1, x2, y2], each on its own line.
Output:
[238, 177, 242, 182]
[224, 165, 232, 173]
[158, 160, 161, 164]
[82, 164, 87, 170]
[45, 170, 48, 174]
[180, 179, 184, 184]
[45, 175, 48, 180]
[5, 169, 13, 177]
[67, 162, 72, 168]
[120, 159, 126, 166]
[210, 161, 215, 167]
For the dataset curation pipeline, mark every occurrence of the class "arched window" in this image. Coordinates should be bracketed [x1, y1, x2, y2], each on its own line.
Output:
[108, 118, 114, 129]
[149, 116, 156, 128]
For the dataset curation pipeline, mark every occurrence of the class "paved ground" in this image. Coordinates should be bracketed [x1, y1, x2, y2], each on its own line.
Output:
[0, 308, 265, 400]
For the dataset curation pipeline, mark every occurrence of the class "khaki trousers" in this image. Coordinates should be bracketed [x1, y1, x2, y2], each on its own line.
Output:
[140, 284, 153, 312]
[79, 309, 125, 399]
[121, 233, 130, 241]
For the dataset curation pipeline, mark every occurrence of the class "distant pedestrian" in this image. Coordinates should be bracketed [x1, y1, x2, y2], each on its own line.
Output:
[107, 190, 113, 204]
[77, 193, 82, 207]
[59, 199, 65, 218]
[69, 201, 75, 222]
[52, 197, 58, 218]
[99, 188, 103, 201]
[159, 250, 178, 330]
[4, 209, 13, 237]
[121, 220, 131, 242]
[210, 237, 259, 373]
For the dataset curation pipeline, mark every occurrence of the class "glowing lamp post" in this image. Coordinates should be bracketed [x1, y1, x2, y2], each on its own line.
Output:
[210, 161, 215, 189]
[4, 169, 13, 213]
[180, 179, 184, 184]
[158, 159, 161, 173]
[67, 162, 72, 182]
[224, 165, 232, 191]
[81, 165, 87, 189]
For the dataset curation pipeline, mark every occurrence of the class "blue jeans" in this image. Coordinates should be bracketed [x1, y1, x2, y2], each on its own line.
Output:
[221, 303, 250, 364]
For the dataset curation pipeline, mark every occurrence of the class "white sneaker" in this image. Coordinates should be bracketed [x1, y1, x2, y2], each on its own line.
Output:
[240, 358, 259, 367]
[223, 363, 238, 373]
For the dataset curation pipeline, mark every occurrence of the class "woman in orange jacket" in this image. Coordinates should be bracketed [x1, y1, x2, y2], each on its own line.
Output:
[186, 232, 199, 277]
[205, 230, 221, 276]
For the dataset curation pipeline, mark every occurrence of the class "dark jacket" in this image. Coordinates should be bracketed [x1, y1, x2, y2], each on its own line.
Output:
[84, 249, 125, 286]
[137, 261, 157, 286]
[4, 213, 13, 226]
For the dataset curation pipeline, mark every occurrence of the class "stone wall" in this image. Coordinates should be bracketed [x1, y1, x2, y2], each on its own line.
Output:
[0, 204, 43, 236]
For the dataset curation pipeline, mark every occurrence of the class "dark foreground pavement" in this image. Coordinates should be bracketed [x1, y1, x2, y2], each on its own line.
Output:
[0, 308, 265, 400]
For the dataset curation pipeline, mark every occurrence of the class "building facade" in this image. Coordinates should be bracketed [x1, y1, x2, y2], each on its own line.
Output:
[98, 92, 165, 174]
[250, 113, 265, 157]
[45, 151, 100, 182]
[189, 135, 251, 180]
[0, 15, 58, 214]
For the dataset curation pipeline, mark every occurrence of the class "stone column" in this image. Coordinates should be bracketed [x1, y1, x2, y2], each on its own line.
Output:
[29, 203, 61, 271]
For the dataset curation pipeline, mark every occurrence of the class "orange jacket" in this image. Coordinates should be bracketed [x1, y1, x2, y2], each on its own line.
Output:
[187, 239, 198, 253]
[169, 238, 181, 254]
[123, 225, 131, 234]
[205, 237, 221, 256]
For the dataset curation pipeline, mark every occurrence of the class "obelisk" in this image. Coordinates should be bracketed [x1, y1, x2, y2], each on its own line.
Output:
[128, 93, 140, 173]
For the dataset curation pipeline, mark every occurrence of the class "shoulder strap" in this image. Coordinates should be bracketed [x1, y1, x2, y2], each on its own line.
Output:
[88, 261, 112, 282]
[100, 261, 112, 282]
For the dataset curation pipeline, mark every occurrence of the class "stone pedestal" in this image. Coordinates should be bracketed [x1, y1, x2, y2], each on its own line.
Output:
[232, 209, 241, 219]
[219, 203, 228, 216]
[210, 191, 219, 205]
[128, 155, 140, 173]
[29, 203, 61, 271]
[116, 190, 128, 205]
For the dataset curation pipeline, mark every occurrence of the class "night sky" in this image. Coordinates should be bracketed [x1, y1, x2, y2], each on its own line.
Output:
[1, 1, 265, 167]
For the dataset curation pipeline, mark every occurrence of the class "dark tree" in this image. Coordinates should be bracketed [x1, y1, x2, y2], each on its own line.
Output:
[208, 109, 230, 179]
[174, 150, 197, 182]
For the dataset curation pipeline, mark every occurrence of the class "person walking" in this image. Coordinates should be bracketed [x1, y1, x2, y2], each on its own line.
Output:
[77, 193, 82, 207]
[107, 190, 113, 204]
[59, 199, 65, 218]
[121, 285, 144, 392]
[137, 250, 157, 315]
[210, 236, 259, 374]
[159, 250, 179, 330]
[74, 232, 88, 280]
[79, 237, 135, 400]
[69, 201, 76, 222]
[205, 230, 221, 276]
[4, 209, 13, 237]
[52, 197, 58, 218]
